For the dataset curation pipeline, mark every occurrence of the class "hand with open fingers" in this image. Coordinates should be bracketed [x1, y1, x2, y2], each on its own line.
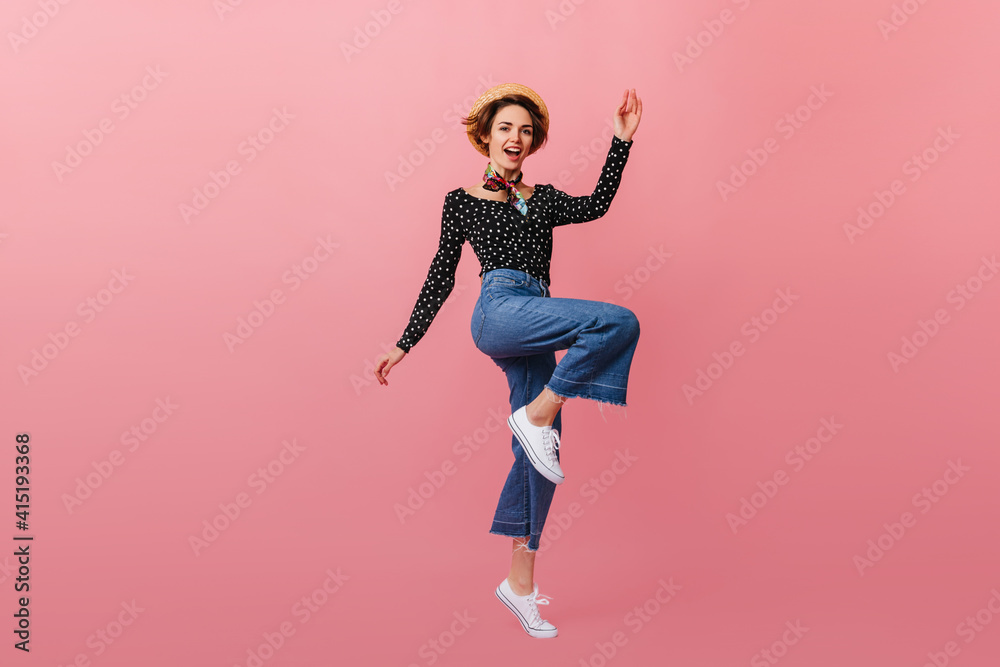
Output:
[375, 346, 407, 386]
[614, 88, 642, 142]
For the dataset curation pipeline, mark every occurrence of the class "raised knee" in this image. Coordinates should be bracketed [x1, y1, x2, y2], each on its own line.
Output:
[616, 308, 640, 340]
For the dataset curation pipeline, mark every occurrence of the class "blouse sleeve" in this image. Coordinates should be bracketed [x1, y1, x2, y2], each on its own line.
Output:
[549, 134, 633, 227]
[396, 192, 465, 353]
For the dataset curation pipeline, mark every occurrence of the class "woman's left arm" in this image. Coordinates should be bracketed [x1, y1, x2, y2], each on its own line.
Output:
[549, 89, 642, 227]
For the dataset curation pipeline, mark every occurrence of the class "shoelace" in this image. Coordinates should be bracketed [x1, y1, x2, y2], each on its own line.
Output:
[541, 427, 560, 465]
[525, 589, 553, 628]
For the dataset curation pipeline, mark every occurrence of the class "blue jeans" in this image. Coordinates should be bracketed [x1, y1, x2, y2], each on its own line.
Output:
[470, 268, 641, 551]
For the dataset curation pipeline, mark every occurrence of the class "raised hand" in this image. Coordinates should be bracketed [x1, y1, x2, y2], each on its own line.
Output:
[613, 88, 642, 142]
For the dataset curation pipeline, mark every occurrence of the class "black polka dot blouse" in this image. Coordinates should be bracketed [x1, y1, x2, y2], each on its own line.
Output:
[396, 134, 633, 353]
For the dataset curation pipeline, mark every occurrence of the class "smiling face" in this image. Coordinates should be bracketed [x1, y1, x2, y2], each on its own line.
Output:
[480, 104, 535, 175]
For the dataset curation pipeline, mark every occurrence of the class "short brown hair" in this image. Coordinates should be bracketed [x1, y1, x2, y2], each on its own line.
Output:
[462, 95, 548, 157]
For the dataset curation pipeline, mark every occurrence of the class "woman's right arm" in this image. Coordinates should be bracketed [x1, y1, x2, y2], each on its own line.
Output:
[376, 192, 464, 385]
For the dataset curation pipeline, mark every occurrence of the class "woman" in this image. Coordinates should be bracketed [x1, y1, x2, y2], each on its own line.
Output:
[374, 82, 642, 638]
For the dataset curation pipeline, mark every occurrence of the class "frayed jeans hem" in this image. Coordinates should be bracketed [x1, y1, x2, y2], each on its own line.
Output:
[543, 382, 629, 422]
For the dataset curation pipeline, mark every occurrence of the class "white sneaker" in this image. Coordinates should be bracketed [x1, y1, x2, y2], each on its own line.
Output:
[495, 578, 558, 638]
[508, 406, 565, 485]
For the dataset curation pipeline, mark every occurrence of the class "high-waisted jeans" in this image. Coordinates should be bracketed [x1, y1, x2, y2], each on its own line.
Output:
[470, 268, 641, 551]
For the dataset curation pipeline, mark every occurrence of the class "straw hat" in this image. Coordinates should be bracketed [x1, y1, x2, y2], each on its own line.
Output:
[467, 82, 549, 157]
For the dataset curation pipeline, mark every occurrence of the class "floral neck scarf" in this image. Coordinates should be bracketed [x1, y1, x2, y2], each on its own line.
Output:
[482, 163, 528, 217]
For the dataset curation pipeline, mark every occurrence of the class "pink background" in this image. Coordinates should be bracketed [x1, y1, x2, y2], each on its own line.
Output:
[3, 1, 1000, 665]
